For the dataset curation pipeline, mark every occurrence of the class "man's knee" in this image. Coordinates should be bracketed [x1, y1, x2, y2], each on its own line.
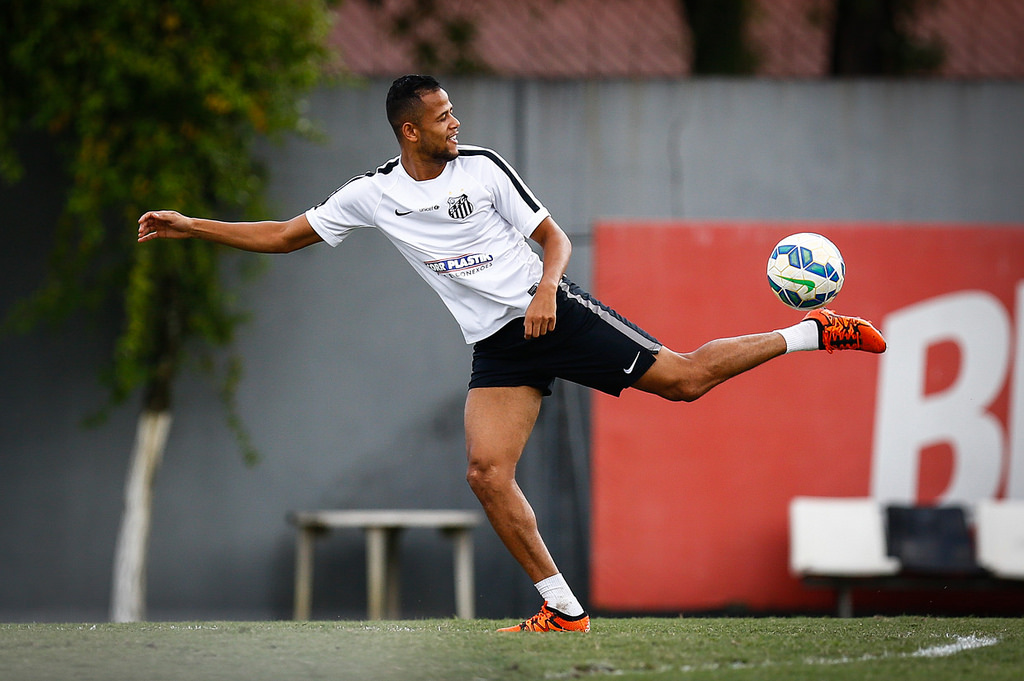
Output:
[635, 351, 710, 402]
[465, 459, 488, 492]
[656, 378, 707, 403]
[465, 455, 512, 497]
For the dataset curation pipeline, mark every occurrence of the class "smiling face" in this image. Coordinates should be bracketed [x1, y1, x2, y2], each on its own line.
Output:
[411, 88, 460, 164]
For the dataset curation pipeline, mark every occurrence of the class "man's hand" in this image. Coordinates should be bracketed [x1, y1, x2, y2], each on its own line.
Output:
[524, 284, 557, 339]
[525, 217, 571, 339]
[138, 210, 193, 242]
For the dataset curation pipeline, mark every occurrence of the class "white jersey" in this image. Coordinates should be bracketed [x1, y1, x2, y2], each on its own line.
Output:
[305, 145, 550, 343]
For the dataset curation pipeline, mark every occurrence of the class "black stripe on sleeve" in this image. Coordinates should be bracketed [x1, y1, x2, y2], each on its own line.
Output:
[459, 147, 542, 213]
[312, 157, 400, 209]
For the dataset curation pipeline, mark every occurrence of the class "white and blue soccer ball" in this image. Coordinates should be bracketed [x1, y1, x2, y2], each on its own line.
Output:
[767, 233, 845, 309]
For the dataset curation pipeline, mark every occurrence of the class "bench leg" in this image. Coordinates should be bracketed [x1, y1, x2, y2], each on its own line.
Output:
[365, 527, 403, 619]
[385, 529, 402, 619]
[293, 527, 315, 621]
[837, 583, 853, 618]
[452, 529, 475, 619]
[366, 527, 387, 620]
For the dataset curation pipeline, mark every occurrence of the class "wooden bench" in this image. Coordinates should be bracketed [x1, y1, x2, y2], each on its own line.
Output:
[289, 509, 483, 621]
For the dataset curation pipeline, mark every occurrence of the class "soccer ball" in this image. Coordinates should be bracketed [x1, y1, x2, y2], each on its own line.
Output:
[766, 233, 845, 309]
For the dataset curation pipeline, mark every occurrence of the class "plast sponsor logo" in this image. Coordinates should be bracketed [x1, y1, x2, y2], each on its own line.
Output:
[425, 253, 494, 278]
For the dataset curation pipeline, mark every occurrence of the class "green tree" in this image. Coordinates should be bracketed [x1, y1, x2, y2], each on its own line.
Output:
[680, 0, 759, 75]
[1, 0, 336, 621]
[829, 0, 945, 76]
[363, 0, 489, 75]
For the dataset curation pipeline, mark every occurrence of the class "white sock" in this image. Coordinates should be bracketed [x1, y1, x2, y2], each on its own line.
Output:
[774, 320, 821, 353]
[535, 573, 585, 616]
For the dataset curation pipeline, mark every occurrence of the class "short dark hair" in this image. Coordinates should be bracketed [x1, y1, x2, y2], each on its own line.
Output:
[385, 74, 442, 138]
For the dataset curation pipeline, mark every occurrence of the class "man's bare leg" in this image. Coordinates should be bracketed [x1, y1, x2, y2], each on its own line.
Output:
[464, 385, 557, 582]
[466, 386, 591, 630]
[632, 332, 787, 401]
[632, 308, 887, 400]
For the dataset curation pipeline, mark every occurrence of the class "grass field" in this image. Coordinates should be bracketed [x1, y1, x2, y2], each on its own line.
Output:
[1, 617, 1020, 681]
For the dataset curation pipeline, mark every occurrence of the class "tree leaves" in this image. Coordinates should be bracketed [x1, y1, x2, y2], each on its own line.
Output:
[1, 0, 337, 456]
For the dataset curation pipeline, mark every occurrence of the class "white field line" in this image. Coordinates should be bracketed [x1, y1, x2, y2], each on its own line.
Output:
[805, 634, 999, 666]
[547, 634, 1001, 678]
[911, 634, 1001, 658]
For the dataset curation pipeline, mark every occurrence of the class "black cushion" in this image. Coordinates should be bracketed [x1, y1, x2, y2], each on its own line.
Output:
[885, 505, 981, 574]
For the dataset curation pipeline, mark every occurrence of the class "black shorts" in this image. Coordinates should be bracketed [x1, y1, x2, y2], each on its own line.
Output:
[469, 278, 662, 397]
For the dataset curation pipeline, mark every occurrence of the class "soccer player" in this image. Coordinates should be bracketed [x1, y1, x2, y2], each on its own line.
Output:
[138, 75, 885, 633]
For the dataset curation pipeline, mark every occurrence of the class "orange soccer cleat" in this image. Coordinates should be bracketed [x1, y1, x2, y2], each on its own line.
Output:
[803, 308, 886, 354]
[496, 602, 591, 633]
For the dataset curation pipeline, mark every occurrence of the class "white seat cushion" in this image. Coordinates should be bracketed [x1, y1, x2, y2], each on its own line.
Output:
[975, 500, 1024, 580]
[790, 497, 901, 577]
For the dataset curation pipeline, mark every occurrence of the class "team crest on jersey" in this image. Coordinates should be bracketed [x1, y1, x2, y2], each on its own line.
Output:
[447, 194, 474, 220]
[425, 253, 494, 279]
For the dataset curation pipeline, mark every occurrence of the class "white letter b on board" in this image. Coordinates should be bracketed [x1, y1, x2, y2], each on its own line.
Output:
[871, 291, 1010, 504]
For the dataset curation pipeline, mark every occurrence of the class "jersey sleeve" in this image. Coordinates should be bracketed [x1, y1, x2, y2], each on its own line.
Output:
[304, 175, 379, 247]
[469, 148, 550, 238]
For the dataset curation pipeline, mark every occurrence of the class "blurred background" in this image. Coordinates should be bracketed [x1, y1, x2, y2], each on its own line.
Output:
[1, 0, 1022, 623]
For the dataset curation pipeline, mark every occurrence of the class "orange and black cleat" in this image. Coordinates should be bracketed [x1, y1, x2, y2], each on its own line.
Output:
[496, 601, 591, 633]
[803, 308, 886, 354]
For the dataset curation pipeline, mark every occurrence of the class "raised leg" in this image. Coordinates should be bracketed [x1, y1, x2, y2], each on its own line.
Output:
[632, 332, 787, 402]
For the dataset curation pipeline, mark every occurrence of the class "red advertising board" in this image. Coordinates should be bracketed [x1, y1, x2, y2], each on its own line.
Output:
[590, 222, 1024, 612]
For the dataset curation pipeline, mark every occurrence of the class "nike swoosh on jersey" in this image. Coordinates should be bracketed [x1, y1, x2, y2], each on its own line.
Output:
[623, 351, 642, 374]
[395, 209, 413, 216]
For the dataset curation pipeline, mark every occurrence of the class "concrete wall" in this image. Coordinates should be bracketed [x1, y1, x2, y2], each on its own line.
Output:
[1, 79, 1021, 621]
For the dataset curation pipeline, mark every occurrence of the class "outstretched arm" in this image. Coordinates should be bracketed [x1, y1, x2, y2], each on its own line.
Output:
[524, 216, 572, 339]
[137, 210, 322, 253]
